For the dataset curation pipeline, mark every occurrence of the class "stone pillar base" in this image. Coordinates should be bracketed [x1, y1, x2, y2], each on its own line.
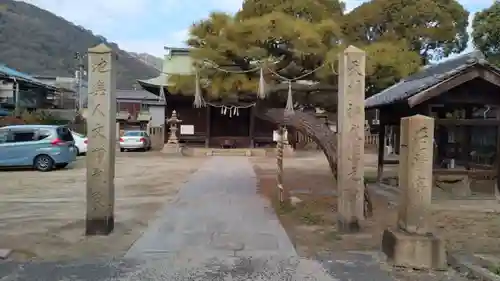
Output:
[382, 228, 447, 270]
[85, 216, 114, 236]
[161, 143, 183, 155]
[433, 175, 471, 197]
[337, 216, 361, 233]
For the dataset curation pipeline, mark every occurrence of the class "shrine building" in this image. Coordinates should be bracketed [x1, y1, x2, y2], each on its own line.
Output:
[137, 47, 276, 148]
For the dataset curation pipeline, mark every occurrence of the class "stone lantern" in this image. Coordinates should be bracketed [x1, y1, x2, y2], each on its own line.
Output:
[166, 110, 182, 144]
[162, 110, 183, 154]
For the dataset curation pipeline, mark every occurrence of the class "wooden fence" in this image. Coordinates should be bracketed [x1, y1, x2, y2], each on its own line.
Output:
[365, 133, 378, 149]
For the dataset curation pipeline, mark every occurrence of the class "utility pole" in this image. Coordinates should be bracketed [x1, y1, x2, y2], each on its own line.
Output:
[74, 52, 85, 111]
[13, 78, 20, 117]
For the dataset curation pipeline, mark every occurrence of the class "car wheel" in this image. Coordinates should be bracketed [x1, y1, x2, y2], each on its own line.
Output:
[56, 163, 69, 169]
[34, 155, 54, 172]
[75, 147, 80, 156]
[120, 148, 125, 152]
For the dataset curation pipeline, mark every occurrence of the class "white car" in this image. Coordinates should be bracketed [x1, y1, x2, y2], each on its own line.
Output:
[119, 130, 151, 152]
[71, 131, 87, 156]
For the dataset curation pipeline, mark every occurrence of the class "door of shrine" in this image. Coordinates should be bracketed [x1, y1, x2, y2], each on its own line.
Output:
[209, 107, 251, 147]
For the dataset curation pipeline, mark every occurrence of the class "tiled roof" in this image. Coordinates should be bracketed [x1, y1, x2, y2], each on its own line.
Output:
[116, 89, 158, 100]
[116, 90, 165, 105]
[0, 65, 57, 90]
[364, 51, 498, 109]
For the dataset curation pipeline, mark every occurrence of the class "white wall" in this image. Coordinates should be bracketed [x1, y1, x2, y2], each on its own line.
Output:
[163, 53, 193, 75]
[0, 82, 14, 99]
[149, 106, 165, 127]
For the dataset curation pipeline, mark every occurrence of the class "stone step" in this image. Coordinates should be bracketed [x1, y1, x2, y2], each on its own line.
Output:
[211, 149, 250, 156]
[183, 148, 269, 156]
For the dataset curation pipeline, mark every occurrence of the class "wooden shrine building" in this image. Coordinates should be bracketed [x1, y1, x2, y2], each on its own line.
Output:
[365, 51, 500, 192]
[137, 47, 276, 148]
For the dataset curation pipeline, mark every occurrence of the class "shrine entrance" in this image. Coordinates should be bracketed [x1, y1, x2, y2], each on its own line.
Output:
[209, 105, 251, 148]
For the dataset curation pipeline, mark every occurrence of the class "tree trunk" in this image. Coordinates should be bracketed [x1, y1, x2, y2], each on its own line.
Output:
[255, 108, 338, 178]
[256, 107, 373, 218]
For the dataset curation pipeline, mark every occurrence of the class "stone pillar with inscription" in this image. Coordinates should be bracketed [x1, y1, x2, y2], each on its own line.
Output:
[85, 43, 117, 236]
[382, 115, 446, 269]
[336, 45, 366, 232]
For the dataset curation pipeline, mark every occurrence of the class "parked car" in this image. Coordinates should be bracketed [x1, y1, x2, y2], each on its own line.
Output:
[119, 130, 151, 152]
[0, 125, 77, 171]
[71, 131, 88, 156]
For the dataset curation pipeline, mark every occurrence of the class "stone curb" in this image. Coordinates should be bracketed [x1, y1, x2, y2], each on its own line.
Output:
[447, 252, 500, 281]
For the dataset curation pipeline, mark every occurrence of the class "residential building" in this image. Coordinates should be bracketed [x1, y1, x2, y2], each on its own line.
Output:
[116, 89, 166, 130]
[33, 75, 89, 109]
[0, 64, 59, 112]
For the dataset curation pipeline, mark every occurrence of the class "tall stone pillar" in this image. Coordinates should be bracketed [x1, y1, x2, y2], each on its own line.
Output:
[382, 115, 446, 269]
[337, 46, 366, 232]
[85, 43, 117, 235]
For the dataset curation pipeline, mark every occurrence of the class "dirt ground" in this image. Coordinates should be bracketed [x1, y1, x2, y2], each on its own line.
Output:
[251, 152, 500, 258]
[0, 152, 205, 261]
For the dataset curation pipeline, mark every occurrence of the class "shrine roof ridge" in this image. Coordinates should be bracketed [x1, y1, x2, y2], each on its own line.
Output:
[364, 51, 499, 109]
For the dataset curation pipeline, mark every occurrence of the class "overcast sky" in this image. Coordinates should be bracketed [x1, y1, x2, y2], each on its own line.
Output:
[21, 0, 494, 57]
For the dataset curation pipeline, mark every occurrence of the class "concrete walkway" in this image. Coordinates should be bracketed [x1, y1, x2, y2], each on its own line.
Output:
[126, 156, 296, 260]
[121, 157, 336, 280]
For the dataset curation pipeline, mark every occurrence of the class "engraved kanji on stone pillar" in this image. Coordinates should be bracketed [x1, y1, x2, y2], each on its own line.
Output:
[85, 43, 117, 236]
[382, 115, 446, 269]
[337, 45, 366, 232]
[397, 115, 434, 234]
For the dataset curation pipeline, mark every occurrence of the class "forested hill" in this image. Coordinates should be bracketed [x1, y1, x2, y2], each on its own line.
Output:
[0, 1, 160, 89]
[129, 52, 163, 71]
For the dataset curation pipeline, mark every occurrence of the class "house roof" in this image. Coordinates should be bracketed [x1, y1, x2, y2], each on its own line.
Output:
[116, 89, 165, 105]
[164, 47, 189, 56]
[0, 65, 57, 90]
[365, 51, 499, 109]
[116, 89, 160, 100]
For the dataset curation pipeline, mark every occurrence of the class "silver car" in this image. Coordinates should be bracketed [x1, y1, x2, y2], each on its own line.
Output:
[119, 130, 152, 152]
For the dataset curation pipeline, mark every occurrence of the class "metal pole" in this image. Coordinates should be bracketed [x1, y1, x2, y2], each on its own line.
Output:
[74, 52, 85, 111]
[13, 78, 20, 117]
[78, 56, 84, 110]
